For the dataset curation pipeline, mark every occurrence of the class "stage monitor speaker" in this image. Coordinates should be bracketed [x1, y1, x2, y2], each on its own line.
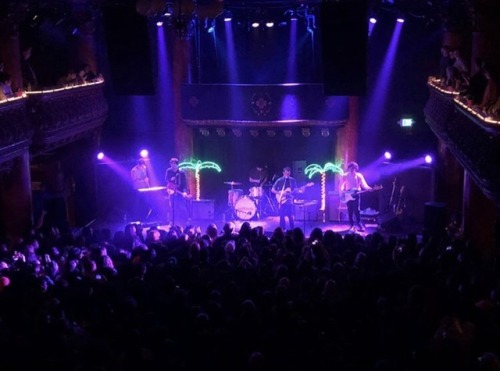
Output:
[103, 5, 155, 95]
[191, 199, 215, 220]
[379, 212, 402, 232]
[320, 0, 367, 96]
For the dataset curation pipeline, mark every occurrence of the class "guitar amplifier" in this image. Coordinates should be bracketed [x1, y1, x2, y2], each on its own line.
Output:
[191, 199, 215, 220]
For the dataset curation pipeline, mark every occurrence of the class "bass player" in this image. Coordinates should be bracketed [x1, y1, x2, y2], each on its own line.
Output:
[340, 161, 373, 232]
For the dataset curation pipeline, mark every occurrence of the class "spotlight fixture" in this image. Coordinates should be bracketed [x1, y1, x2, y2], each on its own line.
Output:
[251, 22, 260, 28]
[301, 128, 310, 137]
[140, 149, 149, 158]
[216, 128, 226, 137]
[398, 117, 415, 127]
[206, 18, 215, 33]
[369, 17, 377, 24]
[321, 129, 330, 137]
[265, 21, 274, 28]
[223, 11, 232, 22]
[156, 21, 163, 27]
[266, 130, 276, 137]
[200, 128, 210, 136]
[232, 128, 242, 137]
[283, 129, 292, 137]
[96, 152, 105, 160]
[384, 151, 392, 160]
[250, 130, 259, 137]
[396, 17, 405, 23]
[424, 155, 433, 164]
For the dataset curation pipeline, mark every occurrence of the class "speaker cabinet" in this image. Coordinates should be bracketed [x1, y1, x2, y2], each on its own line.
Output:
[191, 199, 215, 220]
[320, 0, 367, 96]
[103, 4, 155, 95]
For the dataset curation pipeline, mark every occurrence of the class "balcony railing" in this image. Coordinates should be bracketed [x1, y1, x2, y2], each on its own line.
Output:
[0, 96, 32, 164]
[425, 78, 500, 202]
[26, 81, 108, 155]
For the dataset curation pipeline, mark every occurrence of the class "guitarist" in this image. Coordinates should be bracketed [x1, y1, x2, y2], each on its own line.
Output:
[165, 157, 189, 226]
[340, 162, 373, 232]
[271, 166, 297, 231]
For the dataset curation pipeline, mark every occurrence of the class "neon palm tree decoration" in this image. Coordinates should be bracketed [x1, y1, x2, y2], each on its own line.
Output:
[305, 162, 344, 220]
[179, 159, 222, 200]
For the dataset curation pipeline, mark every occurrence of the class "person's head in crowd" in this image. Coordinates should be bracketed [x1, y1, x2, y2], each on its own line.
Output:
[22, 45, 33, 60]
[205, 223, 218, 240]
[222, 222, 235, 235]
[0, 275, 10, 292]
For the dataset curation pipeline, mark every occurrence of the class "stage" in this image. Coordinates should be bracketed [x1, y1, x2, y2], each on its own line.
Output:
[95, 213, 422, 241]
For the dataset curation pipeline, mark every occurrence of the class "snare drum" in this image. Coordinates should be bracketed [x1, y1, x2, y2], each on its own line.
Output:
[234, 196, 257, 220]
[249, 186, 263, 198]
[228, 189, 243, 206]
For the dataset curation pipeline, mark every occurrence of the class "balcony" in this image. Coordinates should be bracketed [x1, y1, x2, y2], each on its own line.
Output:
[0, 81, 108, 165]
[425, 78, 500, 202]
[26, 81, 108, 156]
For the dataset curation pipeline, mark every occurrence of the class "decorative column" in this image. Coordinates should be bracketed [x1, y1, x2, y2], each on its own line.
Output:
[462, 170, 496, 257]
[335, 96, 359, 176]
[1, 152, 33, 241]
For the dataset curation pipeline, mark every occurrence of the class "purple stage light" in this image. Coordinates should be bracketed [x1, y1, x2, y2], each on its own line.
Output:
[97, 152, 105, 160]
[156, 21, 163, 27]
[424, 155, 433, 164]
[396, 17, 405, 23]
[140, 149, 149, 158]
[369, 17, 377, 24]
[384, 151, 392, 160]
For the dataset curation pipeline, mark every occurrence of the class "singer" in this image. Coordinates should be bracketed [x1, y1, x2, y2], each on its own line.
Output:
[271, 166, 297, 231]
[165, 157, 189, 226]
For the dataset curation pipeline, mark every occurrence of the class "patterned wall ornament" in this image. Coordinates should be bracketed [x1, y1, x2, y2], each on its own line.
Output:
[189, 95, 200, 107]
[251, 92, 272, 117]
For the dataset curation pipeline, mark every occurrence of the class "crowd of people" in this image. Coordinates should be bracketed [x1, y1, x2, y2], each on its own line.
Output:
[0, 216, 499, 370]
[0, 45, 102, 103]
[436, 45, 500, 120]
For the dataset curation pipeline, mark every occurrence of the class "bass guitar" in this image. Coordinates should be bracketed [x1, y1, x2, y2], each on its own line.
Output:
[275, 182, 314, 206]
[340, 184, 383, 204]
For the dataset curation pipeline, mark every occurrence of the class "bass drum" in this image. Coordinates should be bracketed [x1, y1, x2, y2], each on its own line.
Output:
[234, 196, 257, 220]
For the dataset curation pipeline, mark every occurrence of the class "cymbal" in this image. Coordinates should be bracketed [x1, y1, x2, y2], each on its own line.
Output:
[224, 181, 242, 186]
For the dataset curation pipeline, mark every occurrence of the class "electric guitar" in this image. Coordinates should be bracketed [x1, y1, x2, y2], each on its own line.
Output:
[166, 182, 192, 199]
[275, 182, 314, 206]
[340, 184, 383, 204]
[395, 185, 405, 216]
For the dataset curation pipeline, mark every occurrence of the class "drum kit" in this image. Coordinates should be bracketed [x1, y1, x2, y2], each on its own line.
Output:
[224, 181, 277, 220]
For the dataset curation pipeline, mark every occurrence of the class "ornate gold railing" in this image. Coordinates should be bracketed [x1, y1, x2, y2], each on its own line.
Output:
[27, 81, 108, 155]
[425, 79, 500, 202]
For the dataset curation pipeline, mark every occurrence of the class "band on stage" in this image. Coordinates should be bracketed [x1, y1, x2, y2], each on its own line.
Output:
[130, 158, 379, 231]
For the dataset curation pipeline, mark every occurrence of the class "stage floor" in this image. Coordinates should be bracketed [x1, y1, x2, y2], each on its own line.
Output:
[96, 214, 421, 240]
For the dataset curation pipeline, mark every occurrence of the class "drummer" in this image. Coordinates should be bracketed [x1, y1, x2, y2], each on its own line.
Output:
[248, 164, 268, 195]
